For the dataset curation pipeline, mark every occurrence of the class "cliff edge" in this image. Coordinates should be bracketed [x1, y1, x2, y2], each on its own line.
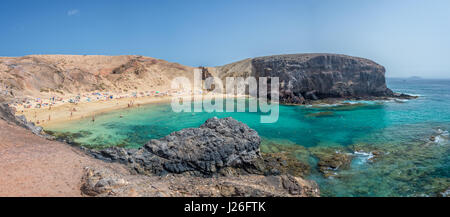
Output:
[215, 53, 407, 104]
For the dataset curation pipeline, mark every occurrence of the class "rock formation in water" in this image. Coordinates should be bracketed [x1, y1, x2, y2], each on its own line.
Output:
[86, 117, 318, 196]
[89, 117, 309, 177]
[215, 53, 413, 104]
[90, 117, 260, 175]
[82, 118, 319, 196]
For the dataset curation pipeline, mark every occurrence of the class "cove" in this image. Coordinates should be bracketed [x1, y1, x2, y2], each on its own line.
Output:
[44, 78, 450, 196]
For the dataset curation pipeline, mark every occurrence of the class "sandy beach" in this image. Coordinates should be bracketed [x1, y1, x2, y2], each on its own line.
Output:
[17, 95, 174, 127]
[13, 92, 241, 127]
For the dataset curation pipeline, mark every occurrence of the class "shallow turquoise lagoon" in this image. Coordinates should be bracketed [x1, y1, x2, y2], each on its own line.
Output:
[46, 78, 450, 196]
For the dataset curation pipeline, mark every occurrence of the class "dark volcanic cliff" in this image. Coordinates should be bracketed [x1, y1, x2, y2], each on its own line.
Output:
[216, 54, 396, 104]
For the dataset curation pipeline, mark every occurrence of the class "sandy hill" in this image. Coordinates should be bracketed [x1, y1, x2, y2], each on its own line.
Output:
[0, 55, 195, 100]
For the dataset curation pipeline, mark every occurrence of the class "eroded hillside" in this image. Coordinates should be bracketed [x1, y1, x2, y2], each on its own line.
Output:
[0, 55, 195, 100]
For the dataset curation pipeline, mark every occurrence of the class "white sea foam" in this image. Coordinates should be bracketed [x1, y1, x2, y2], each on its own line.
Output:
[353, 151, 374, 165]
[432, 129, 449, 145]
[341, 100, 360, 104]
[437, 129, 449, 137]
[342, 100, 378, 105]
[393, 99, 409, 103]
[403, 93, 424, 97]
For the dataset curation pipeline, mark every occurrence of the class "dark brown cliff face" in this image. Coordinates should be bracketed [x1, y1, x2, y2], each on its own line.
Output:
[216, 54, 395, 104]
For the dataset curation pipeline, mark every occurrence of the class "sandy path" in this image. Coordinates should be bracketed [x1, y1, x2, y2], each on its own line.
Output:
[0, 119, 127, 196]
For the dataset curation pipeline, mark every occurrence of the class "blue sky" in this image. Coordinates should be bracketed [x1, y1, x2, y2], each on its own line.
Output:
[1, 0, 450, 78]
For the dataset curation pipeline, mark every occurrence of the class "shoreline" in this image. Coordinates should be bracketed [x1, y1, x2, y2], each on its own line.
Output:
[14, 93, 248, 127]
[2, 87, 439, 197]
[14, 94, 417, 128]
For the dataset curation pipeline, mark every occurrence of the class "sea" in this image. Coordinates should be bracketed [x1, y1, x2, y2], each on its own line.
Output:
[45, 78, 450, 197]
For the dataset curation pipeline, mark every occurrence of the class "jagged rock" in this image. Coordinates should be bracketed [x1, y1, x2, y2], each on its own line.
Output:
[0, 103, 45, 136]
[305, 90, 319, 100]
[80, 167, 320, 197]
[200, 66, 213, 80]
[316, 152, 353, 177]
[81, 167, 129, 196]
[0, 103, 21, 125]
[280, 175, 318, 196]
[89, 117, 261, 176]
[393, 92, 418, 99]
[279, 89, 305, 104]
[254, 152, 310, 177]
[89, 117, 312, 179]
[309, 147, 353, 177]
[84, 117, 321, 196]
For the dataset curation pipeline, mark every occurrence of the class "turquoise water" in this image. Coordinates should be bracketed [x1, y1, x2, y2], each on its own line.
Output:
[46, 78, 450, 196]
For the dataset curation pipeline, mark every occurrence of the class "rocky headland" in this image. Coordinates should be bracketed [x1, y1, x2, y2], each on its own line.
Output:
[215, 53, 416, 104]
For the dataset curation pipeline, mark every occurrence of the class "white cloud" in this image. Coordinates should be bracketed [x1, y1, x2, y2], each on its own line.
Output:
[67, 9, 80, 16]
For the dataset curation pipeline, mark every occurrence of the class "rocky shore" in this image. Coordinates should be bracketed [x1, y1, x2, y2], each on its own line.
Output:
[84, 117, 319, 197]
[81, 167, 318, 197]
[0, 102, 44, 136]
[1, 96, 320, 196]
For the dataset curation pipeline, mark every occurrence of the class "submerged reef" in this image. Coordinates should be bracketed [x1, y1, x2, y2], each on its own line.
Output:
[259, 127, 450, 197]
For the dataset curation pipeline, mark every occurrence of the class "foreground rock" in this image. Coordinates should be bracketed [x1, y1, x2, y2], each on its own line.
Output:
[0, 103, 44, 136]
[89, 117, 311, 177]
[81, 167, 319, 197]
[86, 117, 318, 196]
[215, 53, 416, 104]
[89, 117, 262, 176]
